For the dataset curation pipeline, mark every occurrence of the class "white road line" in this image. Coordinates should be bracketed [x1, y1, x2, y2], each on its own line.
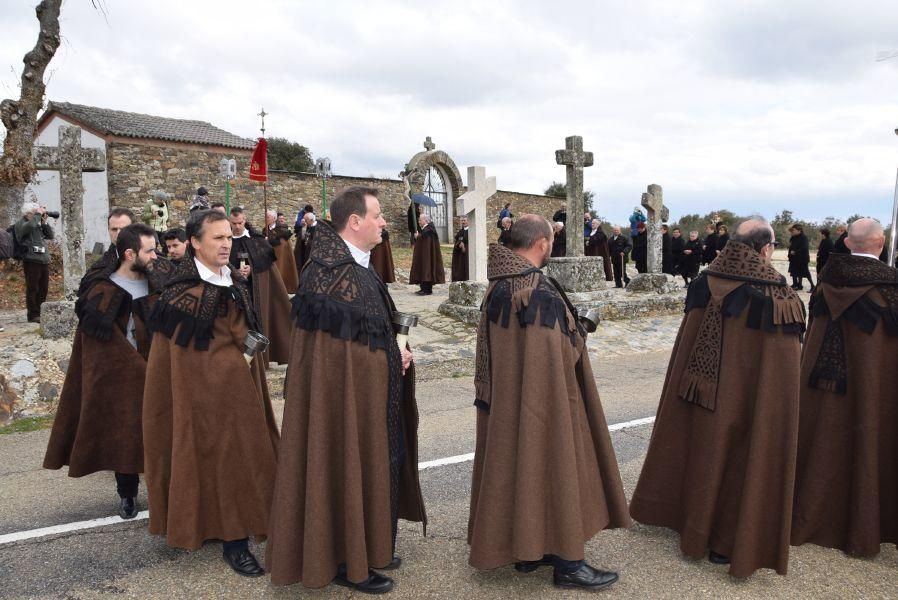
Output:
[0, 511, 149, 546]
[0, 415, 655, 547]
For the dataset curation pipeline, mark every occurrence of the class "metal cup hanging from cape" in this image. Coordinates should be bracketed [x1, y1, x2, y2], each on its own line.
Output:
[577, 307, 601, 334]
[392, 312, 419, 350]
[242, 330, 270, 365]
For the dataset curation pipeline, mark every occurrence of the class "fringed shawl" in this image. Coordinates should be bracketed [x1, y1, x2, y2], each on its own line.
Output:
[474, 244, 584, 412]
[678, 241, 806, 410]
[807, 253, 898, 394]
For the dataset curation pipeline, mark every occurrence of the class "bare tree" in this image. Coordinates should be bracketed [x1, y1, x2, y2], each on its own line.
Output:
[0, 0, 62, 228]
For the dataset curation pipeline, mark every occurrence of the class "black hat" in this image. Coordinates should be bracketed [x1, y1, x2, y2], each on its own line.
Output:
[197, 186, 209, 196]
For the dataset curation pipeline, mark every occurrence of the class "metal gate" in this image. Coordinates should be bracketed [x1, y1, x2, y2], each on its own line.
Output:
[422, 166, 448, 242]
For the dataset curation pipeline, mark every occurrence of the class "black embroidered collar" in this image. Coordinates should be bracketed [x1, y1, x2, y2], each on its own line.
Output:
[705, 241, 787, 285]
[819, 253, 898, 287]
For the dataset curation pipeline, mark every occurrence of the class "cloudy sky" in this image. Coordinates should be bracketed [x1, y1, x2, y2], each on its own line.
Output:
[2, 0, 898, 225]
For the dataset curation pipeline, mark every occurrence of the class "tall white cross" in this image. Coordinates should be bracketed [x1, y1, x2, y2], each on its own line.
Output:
[456, 166, 496, 281]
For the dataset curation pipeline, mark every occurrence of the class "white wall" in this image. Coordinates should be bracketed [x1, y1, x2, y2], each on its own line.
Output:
[26, 116, 109, 253]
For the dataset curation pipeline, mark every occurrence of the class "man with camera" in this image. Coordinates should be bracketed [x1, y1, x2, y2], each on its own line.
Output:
[14, 202, 56, 323]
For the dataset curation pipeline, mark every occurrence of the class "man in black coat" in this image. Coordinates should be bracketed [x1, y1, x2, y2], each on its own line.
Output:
[788, 223, 814, 291]
[661, 225, 673, 275]
[670, 228, 685, 275]
[832, 224, 849, 254]
[608, 226, 632, 288]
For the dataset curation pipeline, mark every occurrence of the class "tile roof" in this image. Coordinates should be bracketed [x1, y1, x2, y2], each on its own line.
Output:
[41, 101, 256, 150]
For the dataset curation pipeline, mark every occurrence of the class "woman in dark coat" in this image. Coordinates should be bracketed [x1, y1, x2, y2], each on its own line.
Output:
[816, 228, 834, 273]
[788, 223, 814, 291]
[715, 224, 730, 256]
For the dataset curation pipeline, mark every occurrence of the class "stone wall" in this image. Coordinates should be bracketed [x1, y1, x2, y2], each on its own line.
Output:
[105, 140, 562, 244]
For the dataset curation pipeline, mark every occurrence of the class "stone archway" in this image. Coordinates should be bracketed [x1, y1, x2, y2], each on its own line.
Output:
[403, 137, 464, 242]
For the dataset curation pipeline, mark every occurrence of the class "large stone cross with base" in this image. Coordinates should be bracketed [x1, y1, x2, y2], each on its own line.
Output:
[456, 166, 496, 281]
[555, 135, 594, 257]
[33, 125, 106, 299]
[640, 183, 669, 274]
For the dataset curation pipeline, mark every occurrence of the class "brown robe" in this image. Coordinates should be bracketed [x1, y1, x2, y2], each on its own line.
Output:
[370, 229, 396, 283]
[293, 224, 317, 279]
[451, 227, 469, 281]
[409, 223, 445, 285]
[43, 277, 154, 477]
[267, 224, 299, 293]
[585, 229, 614, 281]
[142, 258, 279, 550]
[467, 244, 631, 569]
[230, 233, 292, 365]
[792, 253, 898, 556]
[629, 241, 806, 578]
[267, 221, 426, 589]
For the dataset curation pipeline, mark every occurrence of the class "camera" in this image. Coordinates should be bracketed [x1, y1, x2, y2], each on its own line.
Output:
[44, 211, 60, 219]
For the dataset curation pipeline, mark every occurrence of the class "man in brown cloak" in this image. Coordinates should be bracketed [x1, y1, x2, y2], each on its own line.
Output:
[792, 218, 898, 557]
[228, 206, 292, 365]
[44, 223, 158, 520]
[409, 213, 445, 295]
[629, 218, 805, 578]
[264, 210, 299, 293]
[468, 215, 630, 591]
[143, 209, 279, 577]
[371, 228, 397, 283]
[451, 217, 470, 281]
[78, 208, 135, 297]
[266, 186, 426, 594]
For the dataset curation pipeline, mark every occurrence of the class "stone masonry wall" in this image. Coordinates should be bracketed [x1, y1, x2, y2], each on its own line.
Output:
[105, 141, 561, 244]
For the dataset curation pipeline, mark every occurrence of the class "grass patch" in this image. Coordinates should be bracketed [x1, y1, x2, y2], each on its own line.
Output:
[0, 415, 53, 434]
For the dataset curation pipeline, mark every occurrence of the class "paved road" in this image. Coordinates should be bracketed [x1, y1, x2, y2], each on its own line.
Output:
[2, 343, 897, 598]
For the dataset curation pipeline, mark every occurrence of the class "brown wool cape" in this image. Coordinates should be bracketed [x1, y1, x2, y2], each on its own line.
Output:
[266, 222, 426, 589]
[791, 253, 898, 556]
[142, 258, 279, 550]
[44, 276, 154, 477]
[451, 227, 469, 281]
[371, 229, 396, 283]
[230, 234, 292, 365]
[629, 241, 806, 578]
[467, 244, 631, 570]
[267, 225, 299, 293]
[409, 223, 446, 285]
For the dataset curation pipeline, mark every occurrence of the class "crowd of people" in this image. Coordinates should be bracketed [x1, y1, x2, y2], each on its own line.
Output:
[7, 183, 897, 595]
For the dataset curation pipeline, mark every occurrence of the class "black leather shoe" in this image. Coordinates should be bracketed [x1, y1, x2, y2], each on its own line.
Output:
[514, 555, 554, 573]
[708, 550, 730, 564]
[119, 497, 137, 520]
[333, 569, 393, 594]
[553, 564, 619, 590]
[223, 548, 265, 577]
[378, 555, 402, 570]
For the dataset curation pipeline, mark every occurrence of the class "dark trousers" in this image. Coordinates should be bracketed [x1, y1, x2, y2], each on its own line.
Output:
[23, 260, 49, 321]
[611, 255, 629, 287]
[792, 266, 815, 289]
[222, 538, 249, 553]
[114, 473, 139, 499]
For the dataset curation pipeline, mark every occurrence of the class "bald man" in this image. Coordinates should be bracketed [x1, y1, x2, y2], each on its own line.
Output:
[792, 218, 898, 558]
[468, 215, 630, 591]
[630, 217, 806, 578]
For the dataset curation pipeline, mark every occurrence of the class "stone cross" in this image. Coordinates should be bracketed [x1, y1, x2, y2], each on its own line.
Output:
[423, 136, 436, 151]
[33, 125, 106, 299]
[640, 183, 669, 274]
[456, 166, 496, 281]
[555, 136, 594, 257]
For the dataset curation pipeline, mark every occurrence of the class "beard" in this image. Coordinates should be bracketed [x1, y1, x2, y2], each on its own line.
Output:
[131, 258, 149, 274]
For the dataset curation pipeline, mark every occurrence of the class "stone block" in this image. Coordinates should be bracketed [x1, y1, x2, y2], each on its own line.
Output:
[625, 273, 680, 294]
[40, 300, 78, 339]
[446, 280, 488, 307]
[544, 256, 606, 293]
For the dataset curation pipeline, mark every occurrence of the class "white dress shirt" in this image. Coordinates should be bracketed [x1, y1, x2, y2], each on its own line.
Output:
[344, 239, 371, 269]
[851, 252, 880, 261]
[194, 257, 233, 287]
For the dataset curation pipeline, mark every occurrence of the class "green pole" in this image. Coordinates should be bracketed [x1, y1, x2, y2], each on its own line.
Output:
[225, 180, 231, 214]
[321, 177, 327, 217]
